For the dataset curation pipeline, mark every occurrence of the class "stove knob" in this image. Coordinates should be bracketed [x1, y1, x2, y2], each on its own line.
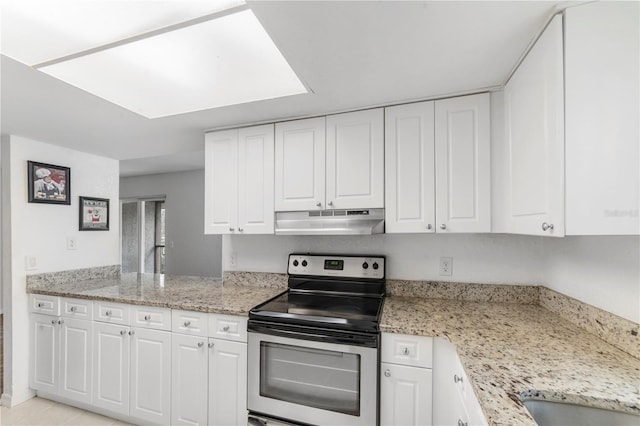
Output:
[362, 262, 369, 269]
[301, 260, 308, 267]
[372, 262, 379, 270]
[293, 260, 299, 267]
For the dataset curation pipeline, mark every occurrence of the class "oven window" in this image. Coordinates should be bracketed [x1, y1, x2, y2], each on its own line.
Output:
[259, 342, 361, 416]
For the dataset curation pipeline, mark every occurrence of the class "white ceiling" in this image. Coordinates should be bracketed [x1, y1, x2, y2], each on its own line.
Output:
[0, 1, 566, 177]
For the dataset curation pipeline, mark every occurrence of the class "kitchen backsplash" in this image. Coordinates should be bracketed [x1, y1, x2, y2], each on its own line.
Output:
[26, 265, 121, 288]
[540, 287, 639, 359]
[387, 280, 540, 304]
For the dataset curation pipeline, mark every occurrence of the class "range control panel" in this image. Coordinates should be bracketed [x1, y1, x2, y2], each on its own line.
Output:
[288, 254, 385, 279]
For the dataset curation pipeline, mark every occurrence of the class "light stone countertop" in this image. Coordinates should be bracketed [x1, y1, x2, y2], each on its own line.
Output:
[381, 296, 640, 426]
[27, 272, 285, 315]
[27, 269, 640, 426]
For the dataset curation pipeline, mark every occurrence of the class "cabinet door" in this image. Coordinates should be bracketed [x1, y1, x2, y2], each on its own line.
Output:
[275, 117, 326, 211]
[205, 129, 239, 234]
[30, 313, 59, 393]
[130, 328, 171, 424]
[385, 101, 436, 233]
[208, 339, 247, 426]
[504, 15, 564, 236]
[92, 322, 130, 415]
[435, 93, 491, 233]
[326, 109, 384, 209]
[172, 334, 209, 426]
[59, 318, 92, 404]
[238, 124, 275, 234]
[565, 2, 639, 235]
[380, 363, 432, 426]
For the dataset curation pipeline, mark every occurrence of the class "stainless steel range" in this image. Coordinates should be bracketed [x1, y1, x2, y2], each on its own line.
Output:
[247, 254, 386, 426]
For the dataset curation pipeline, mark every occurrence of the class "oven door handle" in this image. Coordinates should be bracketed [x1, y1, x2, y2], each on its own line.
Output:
[248, 321, 378, 347]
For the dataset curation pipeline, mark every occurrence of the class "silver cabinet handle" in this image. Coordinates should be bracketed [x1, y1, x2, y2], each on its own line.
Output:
[51, 319, 57, 325]
[120, 330, 127, 336]
[542, 222, 554, 231]
[69, 306, 77, 312]
[328, 201, 333, 207]
[208, 342, 214, 348]
[144, 315, 151, 321]
[454, 374, 463, 384]
[402, 347, 410, 356]
[229, 227, 235, 232]
[458, 420, 468, 426]
[105, 310, 113, 316]
[58, 319, 64, 325]
[384, 369, 391, 378]
[183, 321, 191, 327]
[440, 224, 447, 230]
[129, 330, 135, 336]
[316, 202, 322, 207]
[222, 325, 230, 332]
[38, 302, 44, 308]
[197, 341, 204, 348]
[238, 228, 244, 232]
[426, 224, 432, 230]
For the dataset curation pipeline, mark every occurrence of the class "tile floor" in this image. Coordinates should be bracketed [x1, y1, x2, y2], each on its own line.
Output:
[0, 397, 132, 425]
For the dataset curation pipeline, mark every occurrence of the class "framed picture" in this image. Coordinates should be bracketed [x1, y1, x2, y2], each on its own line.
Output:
[79, 196, 110, 231]
[28, 161, 70, 205]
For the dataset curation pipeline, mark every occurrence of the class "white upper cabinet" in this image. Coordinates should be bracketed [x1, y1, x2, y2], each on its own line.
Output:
[565, 2, 639, 235]
[205, 124, 274, 234]
[435, 93, 491, 233]
[385, 101, 436, 233]
[386, 94, 490, 233]
[504, 15, 564, 237]
[275, 117, 326, 211]
[326, 108, 384, 209]
[275, 110, 384, 212]
[237, 125, 275, 234]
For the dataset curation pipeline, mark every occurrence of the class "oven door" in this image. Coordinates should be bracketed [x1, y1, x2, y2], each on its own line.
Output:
[248, 329, 378, 426]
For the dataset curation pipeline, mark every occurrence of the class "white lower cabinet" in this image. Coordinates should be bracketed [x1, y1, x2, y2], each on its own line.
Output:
[31, 296, 247, 425]
[433, 338, 487, 426]
[208, 338, 247, 426]
[171, 319, 248, 426]
[380, 333, 433, 426]
[30, 296, 93, 405]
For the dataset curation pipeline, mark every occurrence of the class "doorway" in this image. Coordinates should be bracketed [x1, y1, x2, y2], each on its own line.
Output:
[121, 198, 166, 274]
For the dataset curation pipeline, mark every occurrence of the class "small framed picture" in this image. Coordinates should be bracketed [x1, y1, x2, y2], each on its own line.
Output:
[28, 161, 70, 205]
[79, 196, 110, 231]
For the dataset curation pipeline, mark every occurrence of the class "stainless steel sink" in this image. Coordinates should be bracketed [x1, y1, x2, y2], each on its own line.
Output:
[522, 398, 640, 426]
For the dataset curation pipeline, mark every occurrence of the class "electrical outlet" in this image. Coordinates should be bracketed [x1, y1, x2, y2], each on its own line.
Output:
[25, 256, 37, 271]
[439, 257, 453, 276]
[230, 251, 238, 268]
[67, 236, 77, 250]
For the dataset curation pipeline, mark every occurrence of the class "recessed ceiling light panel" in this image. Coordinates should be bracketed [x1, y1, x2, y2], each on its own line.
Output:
[0, 0, 246, 65]
[33, 9, 307, 118]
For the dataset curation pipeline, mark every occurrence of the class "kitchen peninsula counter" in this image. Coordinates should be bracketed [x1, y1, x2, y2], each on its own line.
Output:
[27, 271, 286, 316]
[381, 295, 640, 426]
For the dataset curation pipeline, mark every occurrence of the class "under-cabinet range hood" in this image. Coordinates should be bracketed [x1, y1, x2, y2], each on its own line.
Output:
[275, 209, 384, 235]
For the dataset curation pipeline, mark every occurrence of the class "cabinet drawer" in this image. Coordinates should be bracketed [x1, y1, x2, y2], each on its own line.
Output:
[93, 301, 130, 325]
[132, 305, 171, 331]
[172, 310, 209, 336]
[209, 314, 247, 342]
[61, 297, 93, 319]
[29, 294, 60, 316]
[381, 333, 433, 368]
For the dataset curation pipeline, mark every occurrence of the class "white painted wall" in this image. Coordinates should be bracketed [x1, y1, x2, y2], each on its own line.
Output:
[222, 233, 639, 323]
[223, 233, 546, 284]
[544, 236, 640, 323]
[2, 135, 119, 406]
